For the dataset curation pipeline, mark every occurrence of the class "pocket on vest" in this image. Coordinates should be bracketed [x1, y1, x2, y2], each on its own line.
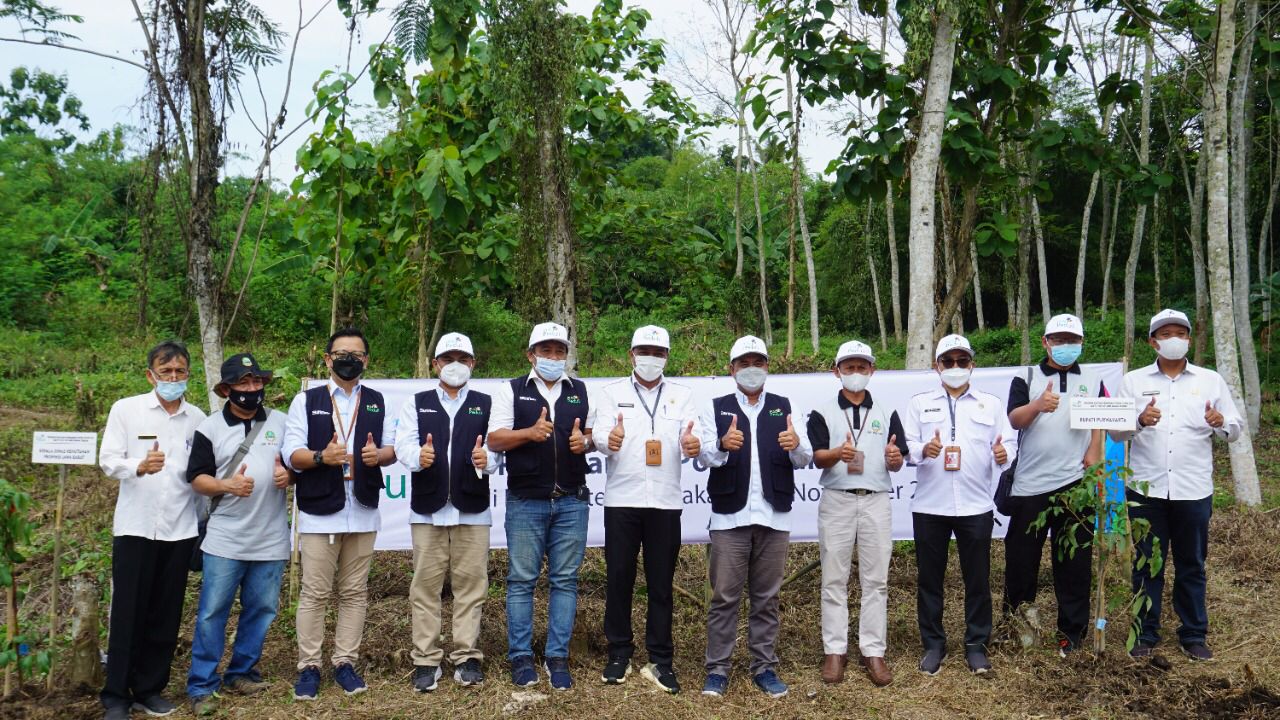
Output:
[295, 474, 332, 501]
[706, 472, 735, 496]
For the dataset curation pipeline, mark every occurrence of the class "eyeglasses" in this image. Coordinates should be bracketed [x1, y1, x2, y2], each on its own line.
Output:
[938, 356, 972, 369]
[329, 351, 368, 361]
[150, 368, 190, 381]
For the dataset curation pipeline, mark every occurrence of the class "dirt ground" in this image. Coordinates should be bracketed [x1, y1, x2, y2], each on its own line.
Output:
[1, 406, 1278, 720]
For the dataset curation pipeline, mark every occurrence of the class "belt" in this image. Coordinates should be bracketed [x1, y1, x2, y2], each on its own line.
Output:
[836, 488, 883, 496]
[550, 485, 570, 499]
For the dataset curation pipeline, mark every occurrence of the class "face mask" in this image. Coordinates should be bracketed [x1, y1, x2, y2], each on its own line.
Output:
[1156, 337, 1189, 361]
[439, 361, 471, 387]
[1050, 343, 1083, 367]
[940, 367, 972, 389]
[332, 356, 364, 381]
[840, 372, 871, 393]
[633, 355, 666, 383]
[154, 379, 187, 402]
[735, 366, 767, 392]
[230, 388, 264, 412]
[535, 357, 566, 381]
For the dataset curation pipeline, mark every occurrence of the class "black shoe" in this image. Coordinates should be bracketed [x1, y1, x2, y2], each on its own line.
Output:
[601, 654, 631, 684]
[413, 665, 442, 692]
[1058, 638, 1079, 658]
[965, 649, 992, 674]
[454, 658, 485, 686]
[918, 648, 946, 676]
[1181, 643, 1214, 661]
[104, 706, 130, 720]
[131, 695, 178, 717]
[641, 663, 679, 694]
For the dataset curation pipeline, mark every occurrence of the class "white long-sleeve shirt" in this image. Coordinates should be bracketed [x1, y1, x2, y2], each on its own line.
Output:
[1108, 361, 1243, 500]
[903, 385, 1016, 517]
[393, 385, 499, 526]
[592, 376, 698, 510]
[99, 390, 206, 540]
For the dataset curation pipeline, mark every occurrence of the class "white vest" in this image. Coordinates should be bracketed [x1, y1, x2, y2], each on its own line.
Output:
[1012, 364, 1102, 496]
[814, 395, 893, 492]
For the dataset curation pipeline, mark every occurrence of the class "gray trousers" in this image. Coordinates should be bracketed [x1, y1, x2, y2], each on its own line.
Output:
[705, 524, 789, 677]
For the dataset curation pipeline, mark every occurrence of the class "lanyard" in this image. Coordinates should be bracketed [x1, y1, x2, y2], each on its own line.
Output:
[842, 403, 868, 448]
[633, 381, 664, 435]
[331, 387, 361, 447]
[946, 394, 957, 442]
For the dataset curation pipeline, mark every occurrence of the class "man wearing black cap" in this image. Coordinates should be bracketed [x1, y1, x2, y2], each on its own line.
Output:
[185, 354, 292, 716]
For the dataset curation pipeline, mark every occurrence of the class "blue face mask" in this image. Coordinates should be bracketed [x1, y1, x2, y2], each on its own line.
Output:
[535, 357, 566, 381]
[1050, 344, 1083, 367]
[155, 380, 187, 402]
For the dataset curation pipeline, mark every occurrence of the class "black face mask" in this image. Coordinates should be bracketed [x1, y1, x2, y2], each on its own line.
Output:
[230, 388, 265, 412]
[332, 357, 365, 381]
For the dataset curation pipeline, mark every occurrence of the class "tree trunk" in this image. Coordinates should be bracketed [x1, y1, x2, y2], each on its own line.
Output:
[787, 69, 819, 353]
[940, 186, 959, 333]
[1123, 39, 1153, 365]
[1257, 155, 1279, 328]
[885, 179, 903, 341]
[427, 276, 451, 366]
[69, 574, 102, 690]
[905, 5, 956, 368]
[1021, 157, 1051, 324]
[538, 122, 580, 369]
[1205, 0, 1261, 506]
[866, 202, 888, 351]
[745, 131, 772, 344]
[1101, 180, 1121, 316]
[733, 115, 745, 279]
[971, 238, 985, 330]
[414, 229, 433, 377]
[1004, 262, 1016, 328]
[1180, 145, 1210, 364]
[1018, 205, 1031, 365]
[786, 176, 797, 359]
[1230, 0, 1261, 431]
[1075, 170, 1102, 319]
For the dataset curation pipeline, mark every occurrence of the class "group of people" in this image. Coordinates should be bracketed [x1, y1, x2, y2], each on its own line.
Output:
[95, 309, 1242, 718]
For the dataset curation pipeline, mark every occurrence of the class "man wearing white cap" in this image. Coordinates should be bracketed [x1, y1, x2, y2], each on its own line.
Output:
[903, 334, 1015, 675]
[1003, 313, 1106, 656]
[1109, 309, 1243, 662]
[806, 340, 907, 686]
[593, 325, 700, 694]
[487, 322, 596, 690]
[394, 332, 499, 692]
[694, 335, 812, 699]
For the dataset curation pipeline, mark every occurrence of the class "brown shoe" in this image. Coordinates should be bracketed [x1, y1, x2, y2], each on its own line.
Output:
[862, 656, 893, 687]
[820, 654, 847, 684]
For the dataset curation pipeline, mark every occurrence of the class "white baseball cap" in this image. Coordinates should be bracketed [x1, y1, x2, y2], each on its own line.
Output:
[1044, 313, 1084, 337]
[834, 340, 875, 366]
[528, 322, 571, 349]
[630, 325, 670, 350]
[934, 334, 973, 360]
[1149, 308, 1191, 336]
[434, 332, 474, 358]
[729, 335, 769, 362]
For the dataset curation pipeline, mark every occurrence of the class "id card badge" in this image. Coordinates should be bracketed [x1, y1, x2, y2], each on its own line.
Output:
[943, 446, 962, 472]
[845, 450, 865, 475]
[342, 461, 353, 480]
[645, 439, 662, 466]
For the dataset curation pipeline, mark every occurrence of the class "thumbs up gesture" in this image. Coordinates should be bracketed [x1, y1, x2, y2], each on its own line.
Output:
[884, 433, 903, 470]
[1138, 396, 1161, 427]
[528, 407, 554, 443]
[608, 412, 626, 452]
[839, 431, 857, 463]
[321, 431, 347, 466]
[419, 433, 435, 469]
[1204, 400, 1224, 428]
[681, 420, 701, 458]
[778, 414, 800, 451]
[721, 415, 744, 452]
[568, 417, 588, 454]
[273, 454, 292, 489]
[361, 431, 380, 467]
[225, 463, 255, 497]
[471, 435, 487, 469]
[1039, 381, 1059, 414]
[923, 429, 943, 459]
[137, 440, 166, 476]
[992, 434, 1008, 466]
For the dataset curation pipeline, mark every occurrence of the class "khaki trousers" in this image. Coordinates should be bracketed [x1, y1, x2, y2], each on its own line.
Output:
[818, 490, 892, 657]
[296, 532, 376, 669]
[409, 523, 490, 666]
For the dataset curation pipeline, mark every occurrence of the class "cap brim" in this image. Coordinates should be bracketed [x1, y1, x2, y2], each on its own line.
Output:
[730, 351, 768, 362]
[834, 353, 875, 365]
[1149, 319, 1191, 336]
[935, 348, 974, 360]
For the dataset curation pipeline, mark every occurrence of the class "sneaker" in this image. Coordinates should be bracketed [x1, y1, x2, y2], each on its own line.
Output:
[189, 695, 218, 717]
[131, 695, 178, 717]
[752, 669, 788, 698]
[966, 649, 992, 674]
[293, 665, 321, 700]
[1181, 643, 1214, 661]
[1129, 643, 1155, 659]
[510, 655, 538, 687]
[918, 648, 946, 676]
[104, 707, 130, 720]
[1058, 638, 1078, 658]
[454, 658, 485, 686]
[701, 673, 729, 697]
[413, 665, 442, 693]
[225, 674, 271, 695]
[543, 656, 572, 691]
[334, 663, 368, 695]
[601, 654, 631, 684]
[640, 663, 679, 694]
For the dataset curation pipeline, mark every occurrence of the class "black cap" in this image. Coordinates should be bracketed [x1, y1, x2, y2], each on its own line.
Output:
[215, 353, 273, 396]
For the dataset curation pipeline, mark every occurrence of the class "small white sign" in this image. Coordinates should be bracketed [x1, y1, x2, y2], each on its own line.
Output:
[31, 432, 99, 466]
[1070, 397, 1137, 431]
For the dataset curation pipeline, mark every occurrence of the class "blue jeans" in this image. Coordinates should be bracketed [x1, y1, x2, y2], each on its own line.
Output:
[504, 493, 589, 659]
[187, 553, 285, 698]
[1128, 490, 1212, 646]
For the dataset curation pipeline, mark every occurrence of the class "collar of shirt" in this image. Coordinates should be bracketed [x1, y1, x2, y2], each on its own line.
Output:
[327, 378, 362, 398]
[1144, 360, 1199, 379]
[1039, 358, 1081, 376]
[928, 385, 977, 404]
[144, 390, 196, 416]
[734, 389, 767, 411]
[837, 390, 875, 410]
[436, 384, 468, 415]
[524, 368, 572, 389]
[219, 402, 267, 429]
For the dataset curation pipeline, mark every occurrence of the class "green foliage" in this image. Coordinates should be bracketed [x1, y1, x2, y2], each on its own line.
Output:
[0, 479, 51, 679]
[0, 66, 88, 150]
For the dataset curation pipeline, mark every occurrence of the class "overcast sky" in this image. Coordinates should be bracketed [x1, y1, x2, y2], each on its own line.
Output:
[0, 0, 855, 184]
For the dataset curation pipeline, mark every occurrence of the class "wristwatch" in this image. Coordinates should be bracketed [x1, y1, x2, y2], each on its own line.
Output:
[313, 449, 326, 466]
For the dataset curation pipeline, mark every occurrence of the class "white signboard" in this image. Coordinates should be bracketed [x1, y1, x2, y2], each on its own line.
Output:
[31, 431, 98, 466]
[1069, 396, 1136, 431]
[303, 363, 1124, 550]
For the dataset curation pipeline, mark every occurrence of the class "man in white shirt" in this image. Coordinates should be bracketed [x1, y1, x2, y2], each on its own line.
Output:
[593, 325, 700, 694]
[1110, 309, 1244, 662]
[393, 332, 498, 692]
[98, 340, 207, 720]
[694, 335, 812, 700]
[283, 327, 397, 699]
[903, 334, 1015, 676]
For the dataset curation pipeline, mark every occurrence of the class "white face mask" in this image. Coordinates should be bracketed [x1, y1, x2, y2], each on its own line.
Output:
[439, 361, 472, 387]
[633, 355, 666, 383]
[735, 366, 767, 392]
[840, 372, 870, 393]
[1155, 336, 1189, 361]
[940, 367, 972, 389]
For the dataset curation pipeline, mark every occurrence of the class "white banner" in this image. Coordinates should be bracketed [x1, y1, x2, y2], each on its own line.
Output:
[305, 363, 1123, 550]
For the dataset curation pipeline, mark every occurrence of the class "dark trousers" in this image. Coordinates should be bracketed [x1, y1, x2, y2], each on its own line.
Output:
[1002, 481, 1094, 644]
[1128, 490, 1212, 646]
[913, 511, 993, 652]
[705, 524, 789, 677]
[603, 506, 681, 665]
[101, 535, 196, 709]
